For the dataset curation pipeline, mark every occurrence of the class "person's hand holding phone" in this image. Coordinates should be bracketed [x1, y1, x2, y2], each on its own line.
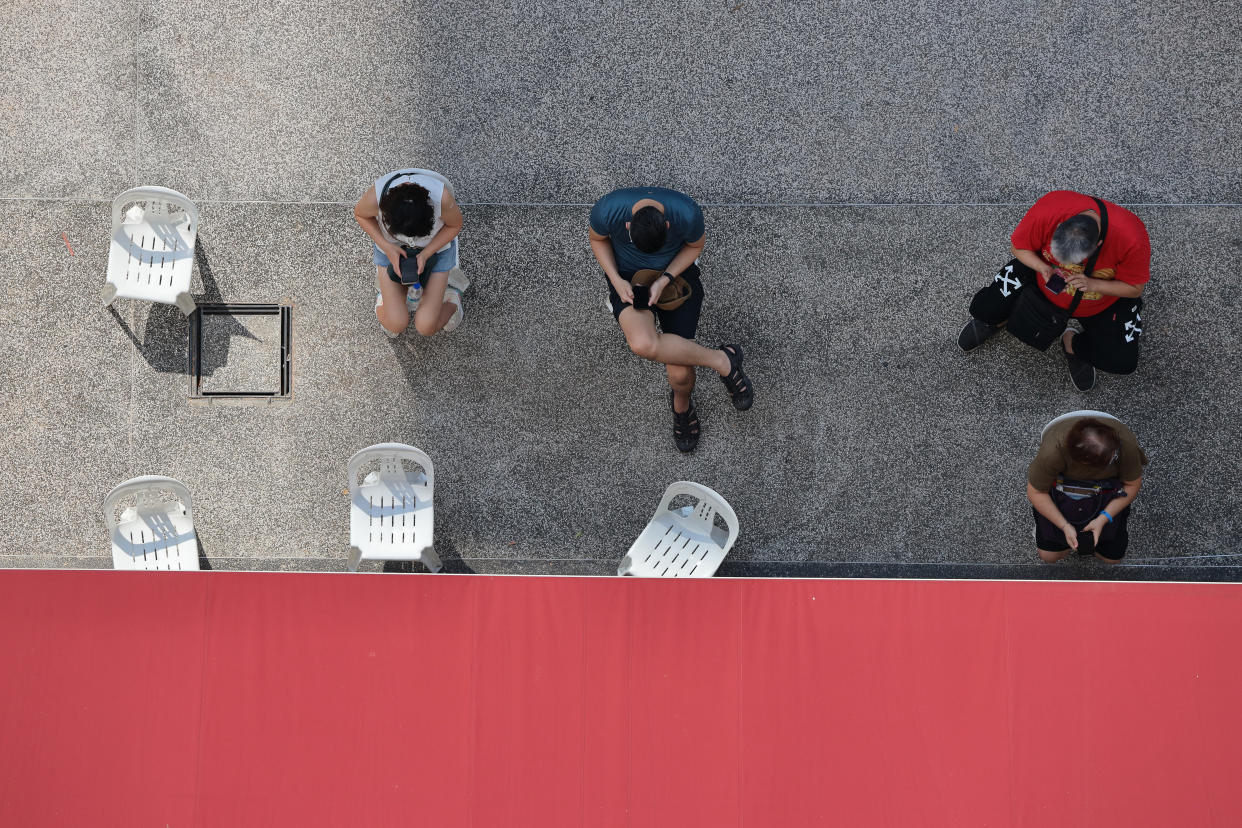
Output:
[1084, 514, 1107, 546]
[414, 250, 429, 277]
[382, 242, 406, 276]
[1066, 270, 1095, 292]
[646, 274, 670, 308]
[1062, 522, 1079, 551]
[610, 274, 634, 305]
[631, 283, 651, 310]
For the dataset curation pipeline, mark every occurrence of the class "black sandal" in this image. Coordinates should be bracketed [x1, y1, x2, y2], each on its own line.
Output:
[670, 391, 700, 453]
[719, 343, 753, 411]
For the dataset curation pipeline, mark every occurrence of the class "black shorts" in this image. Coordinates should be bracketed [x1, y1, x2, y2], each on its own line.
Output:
[608, 263, 704, 340]
[1033, 504, 1131, 561]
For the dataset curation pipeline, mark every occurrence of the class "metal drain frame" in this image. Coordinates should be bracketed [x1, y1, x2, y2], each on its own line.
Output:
[188, 302, 293, 401]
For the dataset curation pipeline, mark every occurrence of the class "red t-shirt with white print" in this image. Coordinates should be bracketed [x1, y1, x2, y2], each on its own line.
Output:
[1010, 190, 1151, 317]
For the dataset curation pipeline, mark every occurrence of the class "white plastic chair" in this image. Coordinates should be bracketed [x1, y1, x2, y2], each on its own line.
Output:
[102, 186, 198, 315]
[347, 443, 441, 572]
[103, 476, 200, 571]
[618, 482, 739, 577]
[1042, 409, 1121, 437]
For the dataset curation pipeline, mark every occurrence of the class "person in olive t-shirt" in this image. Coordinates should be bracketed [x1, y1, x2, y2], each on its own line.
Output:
[1026, 414, 1147, 563]
[588, 186, 753, 453]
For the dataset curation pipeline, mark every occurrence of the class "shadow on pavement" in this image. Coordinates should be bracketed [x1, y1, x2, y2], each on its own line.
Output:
[106, 239, 259, 377]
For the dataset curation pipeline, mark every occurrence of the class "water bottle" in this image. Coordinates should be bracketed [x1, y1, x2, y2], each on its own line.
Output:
[406, 282, 422, 309]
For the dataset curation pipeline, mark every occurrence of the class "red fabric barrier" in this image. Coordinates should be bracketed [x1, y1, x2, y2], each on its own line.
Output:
[1, 571, 1239, 827]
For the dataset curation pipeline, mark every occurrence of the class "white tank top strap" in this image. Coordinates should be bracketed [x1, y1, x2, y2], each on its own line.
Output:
[374, 168, 452, 252]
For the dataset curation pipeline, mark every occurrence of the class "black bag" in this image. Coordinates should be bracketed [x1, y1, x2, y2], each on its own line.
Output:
[1037, 477, 1125, 550]
[1007, 197, 1109, 351]
[386, 244, 424, 285]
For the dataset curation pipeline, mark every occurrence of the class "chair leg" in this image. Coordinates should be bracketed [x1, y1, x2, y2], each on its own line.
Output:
[421, 545, 443, 573]
[175, 291, 197, 316]
[346, 545, 363, 572]
[101, 283, 117, 307]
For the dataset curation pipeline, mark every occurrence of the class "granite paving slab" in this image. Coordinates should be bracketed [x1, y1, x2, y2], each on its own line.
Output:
[0, 204, 133, 555]
[0, 1, 135, 199]
[2, 201, 1239, 573]
[29, 0, 1222, 205]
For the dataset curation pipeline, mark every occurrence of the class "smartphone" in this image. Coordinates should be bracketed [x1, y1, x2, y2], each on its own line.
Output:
[1076, 531, 1096, 555]
[1046, 270, 1066, 294]
[632, 283, 651, 310]
[388, 245, 423, 286]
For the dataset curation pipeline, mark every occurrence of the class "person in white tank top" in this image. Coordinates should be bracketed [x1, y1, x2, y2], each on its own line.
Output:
[353, 168, 469, 338]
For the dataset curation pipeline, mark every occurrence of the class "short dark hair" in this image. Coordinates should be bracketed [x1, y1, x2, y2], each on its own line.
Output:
[1066, 418, 1121, 467]
[379, 183, 435, 239]
[1050, 215, 1100, 265]
[629, 206, 667, 253]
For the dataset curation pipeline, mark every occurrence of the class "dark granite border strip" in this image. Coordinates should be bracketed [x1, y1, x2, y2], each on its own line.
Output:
[3, 556, 1241, 583]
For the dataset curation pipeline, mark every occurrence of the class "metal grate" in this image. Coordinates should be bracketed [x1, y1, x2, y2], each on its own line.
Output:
[188, 303, 293, 401]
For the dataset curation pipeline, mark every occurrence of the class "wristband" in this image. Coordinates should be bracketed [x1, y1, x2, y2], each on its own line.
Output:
[1102, 510, 1114, 523]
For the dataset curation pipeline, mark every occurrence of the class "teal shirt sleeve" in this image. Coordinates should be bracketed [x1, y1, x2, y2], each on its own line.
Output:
[588, 197, 615, 236]
[681, 200, 705, 241]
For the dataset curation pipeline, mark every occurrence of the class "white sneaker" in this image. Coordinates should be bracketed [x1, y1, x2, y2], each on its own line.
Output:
[375, 293, 399, 338]
[447, 267, 471, 293]
[442, 288, 464, 332]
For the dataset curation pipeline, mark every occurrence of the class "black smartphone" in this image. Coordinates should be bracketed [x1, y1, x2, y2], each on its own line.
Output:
[1046, 270, 1067, 294]
[388, 245, 423, 285]
[632, 283, 651, 310]
[1076, 531, 1096, 555]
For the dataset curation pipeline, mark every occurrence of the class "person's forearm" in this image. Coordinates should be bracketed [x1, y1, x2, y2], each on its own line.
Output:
[422, 220, 461, 254]
[1102, 481, 1141, 517]
[664, 244, 703, 278]
[1027, 485, 1069, 530]
[590, 237, 622, 283]
[1079, 278, 1143, 298]
[355, 214, 390, 248]
[1011, 245, 1049, 275]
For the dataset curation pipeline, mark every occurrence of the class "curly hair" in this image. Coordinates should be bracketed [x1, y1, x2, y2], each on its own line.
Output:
[1065, 418, 1121, 467]
[379, 182, 435, 240]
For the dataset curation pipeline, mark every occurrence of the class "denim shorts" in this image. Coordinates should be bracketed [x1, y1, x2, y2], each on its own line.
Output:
[373, 238, 459, 281]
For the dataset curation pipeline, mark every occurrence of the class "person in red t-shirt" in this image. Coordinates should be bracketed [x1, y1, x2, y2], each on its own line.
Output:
[957, 190, 1150, 391]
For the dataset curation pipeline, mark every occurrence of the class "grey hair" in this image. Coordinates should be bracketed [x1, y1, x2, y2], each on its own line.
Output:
[1050, 215, 1100, 265]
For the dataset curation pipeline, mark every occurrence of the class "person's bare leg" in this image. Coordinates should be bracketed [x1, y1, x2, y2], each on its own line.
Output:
[413, 271, 455, 336]
[666, 363, 695, 412]
[618, 307, 729, 375]
[1095, 553, 1122, 565]
[376, 267, 410, 334]
[1038, 547, 1071, 563]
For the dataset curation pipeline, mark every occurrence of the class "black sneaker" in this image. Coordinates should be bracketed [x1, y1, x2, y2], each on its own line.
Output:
[1062, 333, 1096, 391]
[957, 318, 999, 352]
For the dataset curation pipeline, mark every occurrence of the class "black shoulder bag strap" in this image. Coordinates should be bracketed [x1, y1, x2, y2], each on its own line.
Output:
[1066, 197, 1109, 315]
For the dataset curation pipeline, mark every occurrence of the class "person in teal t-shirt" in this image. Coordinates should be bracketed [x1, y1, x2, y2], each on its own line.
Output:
[588, 186, 754, 453]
